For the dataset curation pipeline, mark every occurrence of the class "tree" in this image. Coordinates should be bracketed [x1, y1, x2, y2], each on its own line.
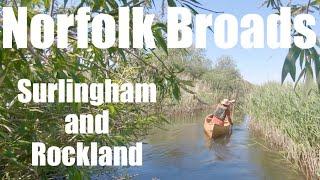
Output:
[262, 0, 320, 91]
[0, 0, 216, 178]
[203, 56, 245, 101]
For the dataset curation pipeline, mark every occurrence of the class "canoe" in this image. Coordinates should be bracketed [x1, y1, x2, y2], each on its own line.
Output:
[203, 114, 231, 138]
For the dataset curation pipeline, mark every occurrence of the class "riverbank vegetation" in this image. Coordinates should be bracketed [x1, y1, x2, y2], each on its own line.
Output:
[161, 51, 251, 115]
[0, 0, 211, 179]
[246, 82, 320, 178]
[0, 0, 319, 179]
[246, 1, 320, 178]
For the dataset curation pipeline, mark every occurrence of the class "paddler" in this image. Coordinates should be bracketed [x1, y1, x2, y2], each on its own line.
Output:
[211, 99, 235, 126]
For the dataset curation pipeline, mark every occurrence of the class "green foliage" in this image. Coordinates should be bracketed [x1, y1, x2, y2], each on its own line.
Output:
[246, 82, 320, 147]
[166, 48, 211, 79]
[164, 53, 251, 111]
[262, 0, 320, 91]
[202, 56, 250, 104]
[0, 0, 210, 179]
[246, 82, 320, 178]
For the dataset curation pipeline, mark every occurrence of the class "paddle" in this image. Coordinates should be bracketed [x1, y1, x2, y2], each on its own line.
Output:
[229, 99, 236, 135]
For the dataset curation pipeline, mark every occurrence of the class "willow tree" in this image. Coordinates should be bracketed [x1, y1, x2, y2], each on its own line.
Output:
[262, 0, 320, 91]
[0, 0, 211, 178]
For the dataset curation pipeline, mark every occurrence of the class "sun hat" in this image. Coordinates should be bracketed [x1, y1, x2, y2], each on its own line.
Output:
[229, 99, 236, 103]
[221, 99, 231, 106]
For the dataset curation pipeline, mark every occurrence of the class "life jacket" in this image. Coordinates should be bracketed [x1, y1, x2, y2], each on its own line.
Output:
[213, 104, 228, 121]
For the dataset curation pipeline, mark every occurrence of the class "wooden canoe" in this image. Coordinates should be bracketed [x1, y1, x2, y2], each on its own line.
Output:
[203, 114, 231, 139]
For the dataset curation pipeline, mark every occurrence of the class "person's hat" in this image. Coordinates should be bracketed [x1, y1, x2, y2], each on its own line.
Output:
[229, 99, 236, 103]
[221, 99, 231, 106]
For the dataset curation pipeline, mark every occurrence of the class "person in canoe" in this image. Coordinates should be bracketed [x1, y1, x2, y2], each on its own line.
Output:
[210, 99, 235, 126]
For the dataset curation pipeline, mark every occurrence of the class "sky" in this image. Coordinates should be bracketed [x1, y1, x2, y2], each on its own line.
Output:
[192, 0, 320, 84]
[64, 0, 319, 84]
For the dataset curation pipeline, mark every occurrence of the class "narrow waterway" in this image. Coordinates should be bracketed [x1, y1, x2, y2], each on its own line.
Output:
[97, 110, 304, 180]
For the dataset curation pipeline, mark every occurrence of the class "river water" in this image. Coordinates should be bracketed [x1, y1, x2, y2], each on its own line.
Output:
[97, 110, 304, 179]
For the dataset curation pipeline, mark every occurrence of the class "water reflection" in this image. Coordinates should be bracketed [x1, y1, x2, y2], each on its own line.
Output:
[204, 133, 232, 161]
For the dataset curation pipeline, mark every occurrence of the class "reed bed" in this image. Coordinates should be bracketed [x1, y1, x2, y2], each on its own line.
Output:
[246, 82, 320, 179]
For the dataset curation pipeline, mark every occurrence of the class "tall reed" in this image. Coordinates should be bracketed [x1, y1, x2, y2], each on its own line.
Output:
[246, 82, 320, 178]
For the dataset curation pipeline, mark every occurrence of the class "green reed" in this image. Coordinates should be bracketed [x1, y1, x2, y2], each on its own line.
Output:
[246, 82, 320, 178]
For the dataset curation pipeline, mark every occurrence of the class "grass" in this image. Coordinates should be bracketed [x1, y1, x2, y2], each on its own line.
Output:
[246, 82, 320, 178]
